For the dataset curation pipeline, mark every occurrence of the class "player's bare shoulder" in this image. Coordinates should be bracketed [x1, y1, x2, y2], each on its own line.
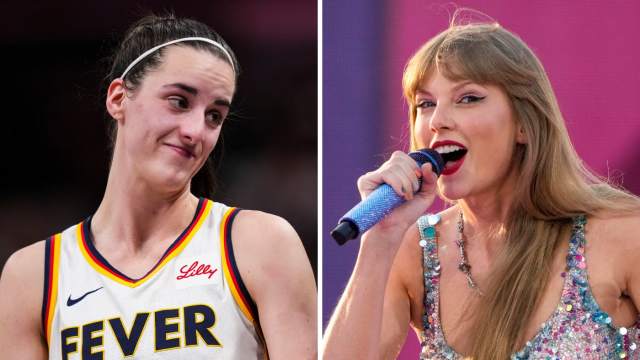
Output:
[229, 209, 313, 290]
[0, 240, 46, 307]
[0, 240, 48, 357]
[232, 210, 300, 246]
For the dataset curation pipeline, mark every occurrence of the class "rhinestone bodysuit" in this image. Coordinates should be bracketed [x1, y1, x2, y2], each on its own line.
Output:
[417, 215, 640, 359]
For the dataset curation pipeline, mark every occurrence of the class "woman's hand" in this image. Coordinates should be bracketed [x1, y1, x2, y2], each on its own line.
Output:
[356, 151, 438, 245]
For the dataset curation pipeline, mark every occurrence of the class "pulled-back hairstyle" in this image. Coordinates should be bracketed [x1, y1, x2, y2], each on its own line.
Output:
[104, 14, 240, 198]
[402, 18, 640, 359]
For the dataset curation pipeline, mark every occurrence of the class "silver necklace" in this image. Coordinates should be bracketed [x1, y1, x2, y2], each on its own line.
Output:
[456, 211, 483, 295]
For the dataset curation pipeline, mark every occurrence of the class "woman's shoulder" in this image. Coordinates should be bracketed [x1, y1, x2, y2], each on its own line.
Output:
[587, 209, 640, 246]
[415, 205, 459, 234]
[585, 210, 640, 280]
[227, 209, 309, 277]
[231, 209, 300, 245]
[0, 240, 48, 357]
[393, 207, 459, 280]
[398, 206, 458, 253]
[1, 240, 46, 284]
[389, 207, 460, 327]
[0, 240, 46, 321]
[225, 209, 315, 313]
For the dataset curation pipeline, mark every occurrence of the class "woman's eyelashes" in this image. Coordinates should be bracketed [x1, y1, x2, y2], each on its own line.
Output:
[458, 94, 486, 104]
[168, 95, 189, 110]
[205, 110, 224, 126]
[417, 99, 436, 108]
[417, 94, 487, 109]
[168, 95, 225, 127]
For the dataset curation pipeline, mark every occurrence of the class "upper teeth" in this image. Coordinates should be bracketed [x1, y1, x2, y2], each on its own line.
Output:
[435, 145, 464, 154]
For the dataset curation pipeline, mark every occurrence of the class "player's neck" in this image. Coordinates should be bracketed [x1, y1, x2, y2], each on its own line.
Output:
[92, 170, 199, 253]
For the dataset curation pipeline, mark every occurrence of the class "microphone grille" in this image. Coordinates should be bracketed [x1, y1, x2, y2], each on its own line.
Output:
[409, 149, 444, 176]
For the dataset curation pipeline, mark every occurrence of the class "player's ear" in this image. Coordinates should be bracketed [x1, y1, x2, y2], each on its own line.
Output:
[106, 78, 127, 122]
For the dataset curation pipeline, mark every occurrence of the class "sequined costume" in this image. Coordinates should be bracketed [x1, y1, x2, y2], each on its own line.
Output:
[417, 214, 640, 359]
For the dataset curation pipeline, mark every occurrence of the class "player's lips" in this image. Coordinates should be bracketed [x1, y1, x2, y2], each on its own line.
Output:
[165, 143, 195, 158]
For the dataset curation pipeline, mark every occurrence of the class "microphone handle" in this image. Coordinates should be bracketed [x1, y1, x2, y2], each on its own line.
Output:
[332, 184, 406, 245]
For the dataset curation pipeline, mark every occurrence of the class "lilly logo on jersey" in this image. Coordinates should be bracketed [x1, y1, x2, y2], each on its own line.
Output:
[176, 260, 217, 280]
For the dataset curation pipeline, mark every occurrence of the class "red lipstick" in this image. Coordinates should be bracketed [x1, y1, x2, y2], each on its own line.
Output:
[430, 140, 467, 176]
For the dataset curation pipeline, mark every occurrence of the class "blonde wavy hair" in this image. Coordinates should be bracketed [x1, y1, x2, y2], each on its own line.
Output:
[402, 20, 640, 359]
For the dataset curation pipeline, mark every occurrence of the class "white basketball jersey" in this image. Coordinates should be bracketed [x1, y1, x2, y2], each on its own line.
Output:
[43, 199, 267, 359]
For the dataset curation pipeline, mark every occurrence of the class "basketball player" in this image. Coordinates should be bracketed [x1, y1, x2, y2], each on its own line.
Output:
[0, 15, 316, 359]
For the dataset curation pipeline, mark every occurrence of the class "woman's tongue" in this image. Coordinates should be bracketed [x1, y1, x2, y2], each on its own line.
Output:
[445, 156, 462, 169]
[443, 150, 467, 168]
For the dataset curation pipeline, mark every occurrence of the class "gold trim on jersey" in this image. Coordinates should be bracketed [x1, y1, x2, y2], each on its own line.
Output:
[76, 200, 213, 288]
[220, 207, 257, 323]
[44, 233, 61, 343]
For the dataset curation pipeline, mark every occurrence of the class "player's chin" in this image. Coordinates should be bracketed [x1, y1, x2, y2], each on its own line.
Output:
[149, 167, 193, 193]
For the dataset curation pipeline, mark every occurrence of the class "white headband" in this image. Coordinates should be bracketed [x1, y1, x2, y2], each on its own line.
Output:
[120, 36, 235, 79]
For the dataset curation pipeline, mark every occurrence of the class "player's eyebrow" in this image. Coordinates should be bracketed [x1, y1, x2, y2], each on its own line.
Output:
[213, 99, 231, 108]
[163, 82, 198, 95]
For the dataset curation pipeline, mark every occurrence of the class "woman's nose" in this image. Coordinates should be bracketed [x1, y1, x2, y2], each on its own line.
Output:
[429, 103, 454, 132]
[179, 112, 206, 143]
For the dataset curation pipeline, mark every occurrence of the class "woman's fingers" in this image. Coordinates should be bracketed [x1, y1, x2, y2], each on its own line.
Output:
[395, 155, 421, 194]
[416, 162, 438, 198]
[380, 168, 414, 200]
[357, 151, 421, 200]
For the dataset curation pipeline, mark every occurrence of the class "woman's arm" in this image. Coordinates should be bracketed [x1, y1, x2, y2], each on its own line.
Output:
[232, 210, 317, 359]
[323, 226, 419, 360]
[322, 151, 438, 359]
[0, 241, 48, 359]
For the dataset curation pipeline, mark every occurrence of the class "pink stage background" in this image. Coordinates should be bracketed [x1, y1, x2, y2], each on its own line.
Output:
[387, 2, 640, 358]
[382, 1, 640, 178]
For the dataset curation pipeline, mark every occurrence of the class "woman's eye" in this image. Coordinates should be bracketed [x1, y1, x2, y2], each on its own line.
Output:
[417, 99, 435, 108]
[168, 96, 189, 109]
[458, 95, 486, 104]
[205, 110, 224, 126]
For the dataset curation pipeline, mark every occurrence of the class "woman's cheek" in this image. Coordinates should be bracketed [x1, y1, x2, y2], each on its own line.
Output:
[413, 117, 433, 148]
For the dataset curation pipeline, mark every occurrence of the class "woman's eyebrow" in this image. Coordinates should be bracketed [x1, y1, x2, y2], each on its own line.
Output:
[163, 82, 198, 95]
[214, 99, 231, 108]
[417, 80, 478, 97]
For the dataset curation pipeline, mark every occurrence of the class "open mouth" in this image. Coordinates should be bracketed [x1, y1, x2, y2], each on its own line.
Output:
[433, 143, 468, 175]
[440, 148, 467, 164]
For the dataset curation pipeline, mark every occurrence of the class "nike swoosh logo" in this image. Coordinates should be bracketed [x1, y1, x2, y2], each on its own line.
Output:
[66, 287, 103, 307]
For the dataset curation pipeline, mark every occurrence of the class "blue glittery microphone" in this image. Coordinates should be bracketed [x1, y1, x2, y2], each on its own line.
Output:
[331, 149, 444, 245]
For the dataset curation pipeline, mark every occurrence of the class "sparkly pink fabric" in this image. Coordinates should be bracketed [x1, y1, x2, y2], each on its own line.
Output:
[417, 215, 640, 359]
